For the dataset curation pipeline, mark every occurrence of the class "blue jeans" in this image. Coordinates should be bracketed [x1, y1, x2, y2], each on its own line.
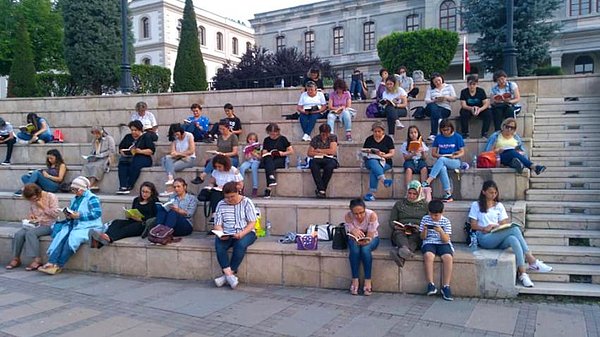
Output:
[21, 170, 59, 192]
[500, 149, 532, 169]
[384, 105, 407, 136]
[215, 231, 257, 272]
[118, 155, 152, 189]
[48, 223, 75, 267]
[155, 204, 193, 236]
[327, 110, 352, 132]
[204, 156, 239, 174]
[348, 236, 380, 279]
[299, 113, 321, 135]
[364, 159, 391, 192]
[429, 157, 461, 192]
[425, 103, 451, 135]
[350, 80, 362, 98]
[183, 123, 206, 142]
[17, 131, 53, 143]
[161, 156, 196, 177]
[239, 159, 260, 189]
[477, 227, 529, 267]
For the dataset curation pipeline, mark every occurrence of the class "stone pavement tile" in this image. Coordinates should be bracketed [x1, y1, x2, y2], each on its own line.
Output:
[109, 322, 176, 337]
[0, 292, 33, 306]
[310, 289, 363, 307]
[331, 313, 397, 337]
[58, 316, 142, 337]
[36, 273, 101, 289]
[367, 294, 418, 316]
[212, 297, 292, 327]
[271, 287, 315, 299]
[421, 299, 475, 326]
[1, 307, 100, 337]
[108, 281, 185, 304]
[465, 303, 519, 335]
[146, 288, 247, 317]
[0, 270, 48, 282]
[406, 323, 462, 337]
[534, 307, 587, 337]
[72, 278, 145, 296]
[0, 299, 64, 324]
[182, 333, 212, 337]
[262, 305, 341, 337]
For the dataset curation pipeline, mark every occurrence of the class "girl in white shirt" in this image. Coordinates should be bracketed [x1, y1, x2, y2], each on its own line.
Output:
[424, 73, 457, 141]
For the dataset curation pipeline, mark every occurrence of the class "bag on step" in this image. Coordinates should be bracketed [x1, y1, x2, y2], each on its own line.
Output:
[331, 223, 348, 250]
[477, 151, 497, 168]
[306, 223, 333, 241]
[148, 224, 181, 245]
[296, 234, 318, 250]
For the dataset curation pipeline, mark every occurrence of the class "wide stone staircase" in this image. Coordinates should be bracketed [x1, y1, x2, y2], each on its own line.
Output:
[523, 96, 600, 297]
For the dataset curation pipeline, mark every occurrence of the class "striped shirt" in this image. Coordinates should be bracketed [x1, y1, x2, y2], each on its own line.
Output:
[215, 197, 258, 234]
[419, 214, 453, 249]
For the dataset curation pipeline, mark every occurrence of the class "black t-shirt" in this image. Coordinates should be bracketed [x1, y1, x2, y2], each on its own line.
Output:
[222, 117, 242, 132]
[119, 133, 156, 158]
[303, 77, 324, 90]
[363, 135, 395, 166]
[460, 87, 487, 108]
[132, 196, 158, 220]
[263, 135, 291, 156]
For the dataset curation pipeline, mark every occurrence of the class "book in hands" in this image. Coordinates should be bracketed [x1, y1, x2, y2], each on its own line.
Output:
[206, 150, 220, 155]
[122, 207, 144, 220]
[313, 154, 335, 159]
[82, 154, 99, 161]
[121, 145, 134, 157]
[439, 153, 454, 158]
[262, 150, 281, 158]
[243, 142, 261, 155]
[304, 105, 321, 112]
[379, 99, 396, 107]
[202, 186, 222, 192]
[21, 219, 39, 229]
[19, 124, 35, 134]
[59, 207, 75, 216]
[211, 230, 234, 238]
[347, 233, 372, 243]
[490, 222, 522, 233]
[393, 221, 419, 230]
[493, 93, 511, 100]
[361, 148, 379, 154]
[407, 138, 423, 152]
[157, 200, 175, 211]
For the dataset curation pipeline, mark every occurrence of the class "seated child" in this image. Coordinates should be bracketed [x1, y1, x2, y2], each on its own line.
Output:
[419, 200, 454, 301]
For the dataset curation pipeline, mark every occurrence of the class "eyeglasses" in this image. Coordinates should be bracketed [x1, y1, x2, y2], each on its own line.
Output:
[503, 125, 516, 130]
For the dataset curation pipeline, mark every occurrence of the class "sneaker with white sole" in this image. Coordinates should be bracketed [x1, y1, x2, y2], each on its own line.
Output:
[165, 179, 174, 186]
[427, 134, 436, 142]
[519, 273, 534, 287]
[302, 134, 311, 142]
[214, 275, 227, 287]
[528, 259, 553, 273]
[226, 274, 239, 289]
[159, 191, 171, 197]
[395, 119, 405, 129]
[0, 161, 10, 166]
[426, 282, 437, 295]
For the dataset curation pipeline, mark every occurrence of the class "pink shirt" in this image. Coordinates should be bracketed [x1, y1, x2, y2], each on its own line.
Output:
[30, 192, 60, 226]
[344, 209, 379, 237]
[329, 90, 351, 108]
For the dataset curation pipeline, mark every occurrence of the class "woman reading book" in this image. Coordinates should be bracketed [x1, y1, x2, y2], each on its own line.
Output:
[15, 149, 67, 196]
[424, 73, 457, 141]
[468, 180, 552, 288]
[307, 123, 338, 199]
[379, 76, 407, 135]
[89, 182, 159, 248]
[81, 126, 116, 191]
[362, 122, 395, 202]
[160, 123, 197, 195]
[260, 123, 294, 199]
[154, 178, 197, 237]
[16, 113, 53, 144]
[202, 154, 243, 214]
[490, 70, 521, 131]
[193, 120, 239, 184]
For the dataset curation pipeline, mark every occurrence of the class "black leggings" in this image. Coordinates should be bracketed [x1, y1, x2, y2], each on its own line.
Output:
[105, 219, 144, 242]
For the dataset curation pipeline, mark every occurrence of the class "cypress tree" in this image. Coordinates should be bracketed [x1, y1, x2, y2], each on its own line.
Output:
[7, 19, 38, 97]
[172, 0, 207, 92]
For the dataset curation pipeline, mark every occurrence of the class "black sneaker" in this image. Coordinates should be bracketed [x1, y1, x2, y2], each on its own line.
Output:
[13, 190, 22, 197]
[191, 176, 204, 185]
[267, 175, 277, 187]
[442, 193, 453, 203]
[426, 283, 437, 296]
[0, 161, 10, 166]
[534, 165, 546, 175]
[263, 189, 271, 199]
[510, 158, 524, 174]
[441, 285, 454, 301]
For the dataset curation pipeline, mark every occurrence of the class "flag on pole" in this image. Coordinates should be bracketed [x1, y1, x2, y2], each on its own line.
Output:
[464, 36, 471, 76]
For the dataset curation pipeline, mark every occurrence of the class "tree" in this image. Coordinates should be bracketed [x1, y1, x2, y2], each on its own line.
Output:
[7, 19, 38, 97]
[172, 0, 207, 92]
[377, 29, 459, 79]
[0, 0, 15, 75]
[62, 0, 123, 94]
[461, 0, 561, 76]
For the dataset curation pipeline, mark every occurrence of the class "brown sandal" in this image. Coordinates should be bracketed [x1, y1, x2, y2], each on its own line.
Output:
[5, 258, 21, 270]
[25, 261, 42, 271]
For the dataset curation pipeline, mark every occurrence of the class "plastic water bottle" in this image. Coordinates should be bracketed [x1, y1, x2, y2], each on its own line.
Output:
[280, 78, 285, 88]
[470, 232, 478, 251]
[296, 155, 303, 169]
[472, 155, 477, 169]
[266, 221, 272, 237]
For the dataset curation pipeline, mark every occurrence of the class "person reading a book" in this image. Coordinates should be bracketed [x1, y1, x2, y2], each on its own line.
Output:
[81, 126, 116, 191]
[344, 198, 380, 296]
[468, 180, 552, 288]
[203, 155, 244, 214]
[302, 68, 324, 92]
[154, 178, 197, 237]
[424, 73, 457, 141]
[308, 123, 338, 199]
[458, 75, 491, 138]
[375, 68, 389, 100]
[213, 181, 259, 289]
[379, 76, 408, 135]
[239, 133, 261, 198]
[0, 117, 16, 165]
[400, 125, 429, 184]
[39, 176, 103, 275]
[362, 122, 395, 202]
[394, 66, 419, 98]
[116, 120, 156, 195]
[297, 81, 328, 142]
[5, 184, 60, 271]
[490, 70, 521, 131]
[183, 103, 210, 142]
[350, 69, 365, 100]
[130, 101, 158, 134]
[15, 149, 67, 196]
[89, 182, 159, 248]
[421, 119, 464, 203]
[194, 120, 239, 184]
[161, 124, 196, 193]
[420, 200, 454, 301]
[388, 180, 428, 268]
[205, 103, 243, 143]
[16, 113, 53, 144]
[327, 78, 353, 141]
[260, 123, 294, 199]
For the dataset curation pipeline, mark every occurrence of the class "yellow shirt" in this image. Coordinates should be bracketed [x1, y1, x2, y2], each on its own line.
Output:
[495, 134, 519, 150]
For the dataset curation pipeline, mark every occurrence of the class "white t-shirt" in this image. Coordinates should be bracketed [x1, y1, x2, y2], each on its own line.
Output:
[468, 201, 509, 227]
[400, 141, 429, 160]
[212, 167, 243, 188]
[425, 83, 456, 110]
[130, 111, 158, 127]
[381, 87, 407, 103]
[298, 92, 327, 110]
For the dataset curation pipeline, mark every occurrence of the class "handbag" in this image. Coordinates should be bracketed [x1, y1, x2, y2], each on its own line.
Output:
[331, 224, 348, 250]
[148, 224, 181, 245]
[411, 106, 426, 119]
[295, 234, 318, 250]
[477, 151, 497, 168]
[306, 223, 333, 241]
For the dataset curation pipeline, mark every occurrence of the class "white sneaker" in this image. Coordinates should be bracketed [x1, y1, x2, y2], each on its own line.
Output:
[214, 275, 227, 287]
[519, 273, 534, 287]
[528, 259, 553, 273]
[302, 134, 311, 142]
[226, 274, 239, 289]
[165, 179, 174, 186]
[427, 135, 436, 142]
[395, 119, 405, 129]
[159, 191, 171, 197]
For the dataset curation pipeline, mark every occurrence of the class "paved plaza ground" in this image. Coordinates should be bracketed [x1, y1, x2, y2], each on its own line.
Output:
[0, 269, 596, 337]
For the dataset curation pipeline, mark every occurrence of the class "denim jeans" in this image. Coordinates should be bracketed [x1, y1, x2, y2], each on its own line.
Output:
[0, 136, 15, 162]
[239, 159, 260, 189]
[183, 123, 206, 142]
[348, 236, 380, 279]
[364, 159, 391, 192]
[215, 231, 257, 271]
[384, 105, 407, 136]
[309, 157, 337, 191]
[17, 131, 53, 143]
[500, 149, 532, 169]
[477, 226, 529, 267]
[21, 170, 59, 192]
[48, 223, 75, 267]
[327, 110, 352, 132]
[299, 113, 321, 135]
[425, 103, 451, 135]
[118, 155, 152, 189]
[161, 155, 196, 177]
[155, 205, 193, 236]
[350, 80, 362, 98]
[260, 156, 286, 181]
[204, 156, 239, 174]
[429, 157, 461, 192]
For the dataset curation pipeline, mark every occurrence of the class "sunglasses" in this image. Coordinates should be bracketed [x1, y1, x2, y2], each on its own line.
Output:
[503, 125, 516, 130]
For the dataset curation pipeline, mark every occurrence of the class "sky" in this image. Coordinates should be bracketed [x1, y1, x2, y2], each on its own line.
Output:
[199, 0, 323, 23]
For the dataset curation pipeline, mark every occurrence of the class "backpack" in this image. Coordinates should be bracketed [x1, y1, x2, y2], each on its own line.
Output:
[331, 223, 348, 250]
[148, 224, 181, 245]
[411, 106, 426, 119]
[477, 151, 497, 168]
[366, 102, 379, 118]
[464, 222, 473, 245]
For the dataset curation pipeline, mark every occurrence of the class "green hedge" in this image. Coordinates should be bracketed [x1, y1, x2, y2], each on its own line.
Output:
[36, 73, 83, 97]
[131, 64, 171, 93]
[532, 66, 563, 76]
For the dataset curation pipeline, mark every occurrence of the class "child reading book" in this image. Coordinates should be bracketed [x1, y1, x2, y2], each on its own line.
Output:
[400, 126, 429, 184]
[239, 133, 262, 198]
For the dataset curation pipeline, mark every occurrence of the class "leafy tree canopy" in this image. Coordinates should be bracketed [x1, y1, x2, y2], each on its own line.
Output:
[8, 18, 38, 97]
[172, 0, 207, 92]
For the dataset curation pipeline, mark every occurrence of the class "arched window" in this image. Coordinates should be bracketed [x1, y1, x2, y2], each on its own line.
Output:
[141, 57, 151, 65]
[232, 37, 239, 55]
[574, 55, 594, 74]
[363, 22, 375, 51]
[216, 32, 223, 51]
[439, 0, 457, 31]
[276, 35, 285, 51]
[570, 0, 592, 16]
[305, 31, 315, 56]
[333, 27, 344, 55]
[177, 19, 183, 39]
[406, 14, 419, 31]
[141, 17, 150, 39]
[199, 26, 206, 46]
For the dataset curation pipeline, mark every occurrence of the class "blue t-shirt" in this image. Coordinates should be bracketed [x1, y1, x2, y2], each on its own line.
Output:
[432, 133, 464, 155]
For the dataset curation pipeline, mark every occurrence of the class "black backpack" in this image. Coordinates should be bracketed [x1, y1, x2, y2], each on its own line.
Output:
[411, 106, 426, 119]
[331, 223, 348, 250]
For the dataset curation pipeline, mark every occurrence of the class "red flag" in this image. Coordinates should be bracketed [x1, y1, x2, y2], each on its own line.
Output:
[465, 48, 471, 74]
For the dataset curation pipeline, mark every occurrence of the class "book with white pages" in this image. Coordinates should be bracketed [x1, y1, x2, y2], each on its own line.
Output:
[211, 230, 234, 238]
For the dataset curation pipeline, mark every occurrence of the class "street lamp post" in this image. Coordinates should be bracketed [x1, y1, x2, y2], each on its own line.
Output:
[119, 0, 133, 93]
[503, 0, 518, 76]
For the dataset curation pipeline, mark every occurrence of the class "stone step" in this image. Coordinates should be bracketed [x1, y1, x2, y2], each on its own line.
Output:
[534, 124, 600, 132]
[526, 214, 600, 230]
[526, 201, 600, 215]
[529, 178, 600, 190]
[526, 189, 600, 202]
[530, 157, 600, 167]
[524, 229, 600, 246]
[537, 96, 600, 105]
[532, 131, 600, 139]
[528, 245, 600, 264]
[531, 149, 600, 157]
[518, 281, 600, 297]
[527, 263, 600, 284]
[527, 168, 600, 179]
[534, 115, 600, 124]
[0, 225, 519, 298]
[531, 139, 600, 149]
[0, 193, 526, 242]
[0, 164, 529, 200]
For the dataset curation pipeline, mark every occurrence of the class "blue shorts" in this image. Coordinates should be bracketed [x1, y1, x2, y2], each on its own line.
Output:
[403, 159, 427, 173]
[422, 243, 453, 256]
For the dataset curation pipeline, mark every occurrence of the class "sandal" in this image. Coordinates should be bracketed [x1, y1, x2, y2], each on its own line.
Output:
[5, 258, 21, 270]
[350, 284, 359, 295]
[38, 263, 61, 275]
[363, 286, 373, 296]
[25, 261, 42, 271]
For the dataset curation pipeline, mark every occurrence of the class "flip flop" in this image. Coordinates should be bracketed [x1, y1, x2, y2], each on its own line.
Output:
[5, 258, 20, 270]
[25, 262, 42, 271]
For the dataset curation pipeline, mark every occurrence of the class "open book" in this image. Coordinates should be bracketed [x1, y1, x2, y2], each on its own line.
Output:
[211, 229, 235, 238]
[121, 145, 134, 157]
[379, 99, 396, 107]
[490, 222, 522, 233]
[82, 154, 100, 160]
[262, 150, 281, 158]
[206, 150, 221, 155]
[19, 124, 35, 134]
[22, 219, 39, 229]
[393, 221, 419, 230]
[361, 148, 380, 155]
[313, 154, 336, 159]
[493, 92, 512, 100]
[347, 233, 372, 243]
[123, 207, 144, 219]
[243, 142, 261, 155]
[407, 138, 422, 152]
[58, 207, 75, 216]
[157, 200, 175, 211]
[202, 186, 222, 192]
[303, 105, 321, 112]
